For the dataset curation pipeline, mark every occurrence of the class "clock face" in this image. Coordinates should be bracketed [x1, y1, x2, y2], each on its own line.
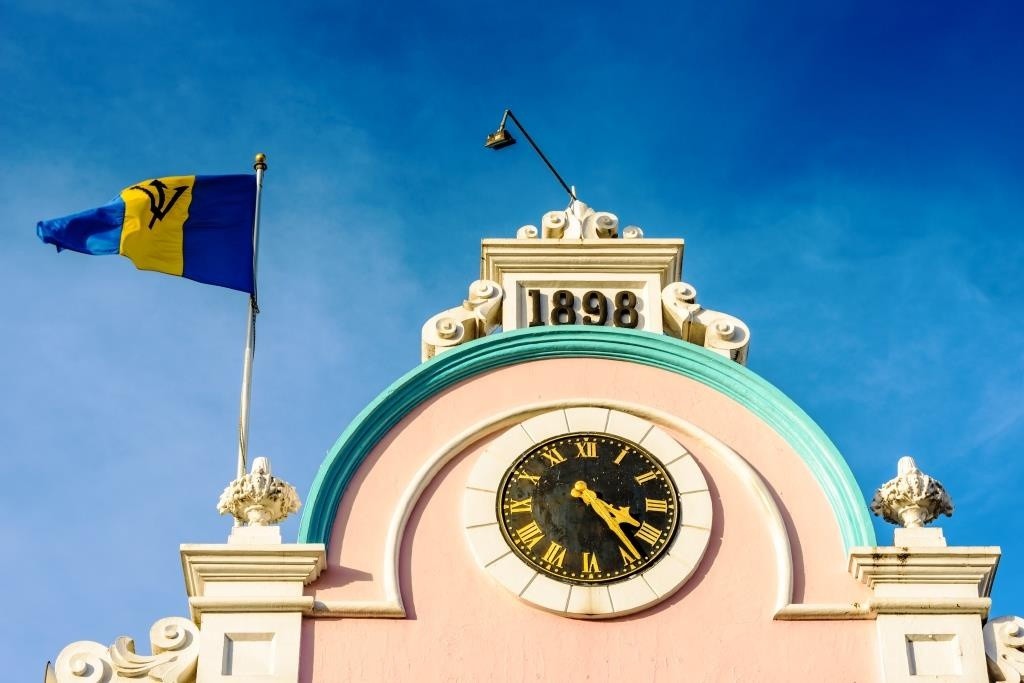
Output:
[497, 432, 679, 585]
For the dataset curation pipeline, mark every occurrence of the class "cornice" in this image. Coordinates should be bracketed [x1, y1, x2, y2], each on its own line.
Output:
[180, 544, 326, 598]
[849, 546, 1001, 595]
[480, 238, 685, 288]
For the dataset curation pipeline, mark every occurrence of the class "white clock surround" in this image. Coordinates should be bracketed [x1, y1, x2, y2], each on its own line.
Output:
[462, 407, 713, 619]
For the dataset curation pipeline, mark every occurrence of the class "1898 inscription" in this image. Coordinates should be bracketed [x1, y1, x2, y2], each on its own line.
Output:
[527, 289, 640, 329]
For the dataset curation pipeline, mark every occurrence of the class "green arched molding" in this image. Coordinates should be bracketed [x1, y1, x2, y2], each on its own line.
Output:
[298, 326, 876, 551]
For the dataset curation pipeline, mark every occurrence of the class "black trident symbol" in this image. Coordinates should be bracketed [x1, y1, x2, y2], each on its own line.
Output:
[130, 179, 188, 229]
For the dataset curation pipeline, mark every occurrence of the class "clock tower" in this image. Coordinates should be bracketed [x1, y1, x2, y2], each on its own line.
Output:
[50, 198, 1018, 682]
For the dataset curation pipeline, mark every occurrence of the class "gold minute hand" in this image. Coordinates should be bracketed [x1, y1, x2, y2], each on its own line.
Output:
[571, 481, 641, 560]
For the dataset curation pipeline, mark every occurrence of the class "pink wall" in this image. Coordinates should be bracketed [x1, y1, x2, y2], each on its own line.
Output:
[301, 358, 878, 681]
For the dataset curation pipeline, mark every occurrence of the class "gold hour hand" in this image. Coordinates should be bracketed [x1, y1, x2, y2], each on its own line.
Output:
[571, 481, 641, 560]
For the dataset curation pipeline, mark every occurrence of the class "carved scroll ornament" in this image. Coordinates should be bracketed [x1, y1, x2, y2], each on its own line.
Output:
[421, 279, 504, 361]
[661, 282, 750, 365]
[53, 617, 199, 683]
[515, 200, 624, 240]
[986, 616, 1024, 682]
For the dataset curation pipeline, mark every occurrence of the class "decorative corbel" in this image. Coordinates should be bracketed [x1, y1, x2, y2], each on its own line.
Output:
[421, 279, 504, 361]
[661, 282, 750, 365]
[53, 617, 199, 683]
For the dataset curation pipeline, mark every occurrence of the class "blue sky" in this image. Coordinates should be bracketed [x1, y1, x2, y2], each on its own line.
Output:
[2, 0, 1022, 677]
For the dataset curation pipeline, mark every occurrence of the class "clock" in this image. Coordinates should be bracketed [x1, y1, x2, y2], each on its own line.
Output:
[463, 407, 713, 618]
[497, 432, 679, 584]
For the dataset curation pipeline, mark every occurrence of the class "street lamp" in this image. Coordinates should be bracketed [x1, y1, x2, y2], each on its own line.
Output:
[484, 109, 577, 202]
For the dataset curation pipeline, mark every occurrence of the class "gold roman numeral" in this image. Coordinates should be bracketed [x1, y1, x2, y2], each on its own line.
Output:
[574, 441, 597, 458]
[645, 498, 669, 513]
[517, 472, 540, 485]
[582, 551, 601, 573]
[506, 497, 532, 514]
[635, 521, 662, 546]
[541, 541, 567, 568]
[539, 447, 566, 466]
[515, 520, 544, 550]
[634, 470, 658, 484]
[613, 447, 630, 465]
[619, 545, 640, 565]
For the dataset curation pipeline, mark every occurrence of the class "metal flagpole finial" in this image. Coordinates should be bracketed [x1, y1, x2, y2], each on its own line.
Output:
[254, 153, 268, 171]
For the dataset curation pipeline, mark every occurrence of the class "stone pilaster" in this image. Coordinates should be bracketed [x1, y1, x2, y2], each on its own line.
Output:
[855, 456, 999, 682]
[180, 541, 325, 682]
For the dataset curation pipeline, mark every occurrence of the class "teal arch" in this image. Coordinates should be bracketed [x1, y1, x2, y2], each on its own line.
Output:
[298, 326, 876, 550]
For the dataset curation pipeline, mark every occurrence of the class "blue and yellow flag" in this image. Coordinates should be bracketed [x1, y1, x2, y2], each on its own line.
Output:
[37, 174, 256, 293]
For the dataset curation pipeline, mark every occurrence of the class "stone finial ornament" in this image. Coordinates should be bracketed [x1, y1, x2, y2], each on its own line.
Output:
[870, 456, 953, 528]
[520, 199, 622, 240]
[217, 456, 301, 526]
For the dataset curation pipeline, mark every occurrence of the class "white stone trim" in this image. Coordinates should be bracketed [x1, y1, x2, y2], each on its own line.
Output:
[310, 398, 795, 619]
[189, 596, 316, 618]
[774, 598, 994, 621]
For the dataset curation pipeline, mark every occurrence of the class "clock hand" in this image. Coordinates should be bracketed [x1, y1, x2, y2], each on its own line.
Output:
[605, 501, 641, 529]
[571, 481, 641, 560]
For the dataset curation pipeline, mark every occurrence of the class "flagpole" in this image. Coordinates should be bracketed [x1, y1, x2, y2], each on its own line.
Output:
[236, 152, 266, 482]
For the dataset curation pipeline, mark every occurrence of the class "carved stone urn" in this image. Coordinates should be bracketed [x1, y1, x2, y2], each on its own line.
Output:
[217, 456, 300, 526]
[870, 456, 953, 528]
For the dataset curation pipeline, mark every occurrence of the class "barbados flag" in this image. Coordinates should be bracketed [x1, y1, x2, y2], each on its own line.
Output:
[37, 174, 256, 293]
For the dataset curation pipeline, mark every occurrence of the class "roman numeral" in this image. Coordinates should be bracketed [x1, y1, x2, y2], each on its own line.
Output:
[574, 441, 597, 458]
[635, 521, 663, 546]
[613, 447, 630, 465]
[541, 541, 567, 568]
[634, 470, 658, 485]
[506, 497, 532, 513]
[539, 447, 566, 466]
[619, 545, 640, 565]
[645, 498, 669, 513]
[517, 472, 540, 485]
[582, 552, 601, 573]
[515, 520, 544, 550]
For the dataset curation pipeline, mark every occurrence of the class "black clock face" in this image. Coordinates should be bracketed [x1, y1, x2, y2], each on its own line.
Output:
[497, 432, 679, 585]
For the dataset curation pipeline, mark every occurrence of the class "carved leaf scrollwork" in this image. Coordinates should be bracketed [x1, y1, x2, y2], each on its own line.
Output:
[53, 616, 199, 683]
